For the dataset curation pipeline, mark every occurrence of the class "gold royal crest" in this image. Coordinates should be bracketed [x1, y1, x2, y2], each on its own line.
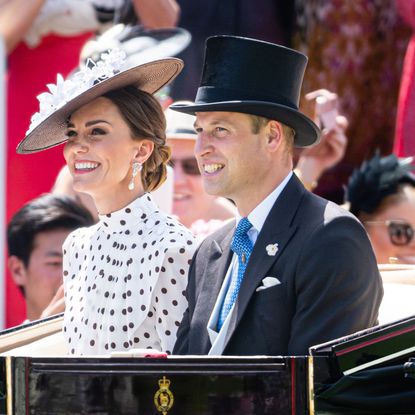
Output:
[154, 376, 174, 414]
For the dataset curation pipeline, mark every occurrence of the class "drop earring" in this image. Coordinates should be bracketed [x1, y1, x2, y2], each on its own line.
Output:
[128, 161, 142, 191]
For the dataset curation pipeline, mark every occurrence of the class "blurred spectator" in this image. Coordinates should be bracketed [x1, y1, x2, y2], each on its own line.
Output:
[119, 0, 179, 28]
[170, 1, 294, 100]
[294, 89, 348, 191]
[346, 153, 415, 265]
[394, 0, 415, 159]
[7, 194, 94, 321]
[295, 0, 411, 203]
[165, 102, 237, 236]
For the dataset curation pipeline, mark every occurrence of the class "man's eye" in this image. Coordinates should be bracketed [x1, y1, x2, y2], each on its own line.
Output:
[214, 127, 228, 137]
[47, 261, 63, 267]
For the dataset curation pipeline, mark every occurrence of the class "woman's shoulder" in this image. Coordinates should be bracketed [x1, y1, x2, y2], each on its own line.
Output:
[151, 212, 197, 249]
[62, 223, 97, 249]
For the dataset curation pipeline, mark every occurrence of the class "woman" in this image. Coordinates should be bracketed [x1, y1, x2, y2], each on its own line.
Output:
[346, 153, 415, 264]
[17, 50, 196, 355]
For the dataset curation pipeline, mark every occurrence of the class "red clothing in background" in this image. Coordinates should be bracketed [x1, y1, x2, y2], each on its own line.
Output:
[6, 33, 91, 327]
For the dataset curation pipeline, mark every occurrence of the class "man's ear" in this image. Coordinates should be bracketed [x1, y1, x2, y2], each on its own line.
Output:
[266, 121, 284, 151]
[7, 256, 28, 287]
[133, 139, 155, 164]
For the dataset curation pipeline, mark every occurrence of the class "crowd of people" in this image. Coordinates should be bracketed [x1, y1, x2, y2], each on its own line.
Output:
[1, 1, 414, 361]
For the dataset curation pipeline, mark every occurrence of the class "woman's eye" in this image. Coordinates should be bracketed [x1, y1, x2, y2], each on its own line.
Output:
[91, 128, 106, 135]
[65, 130, 77, 138]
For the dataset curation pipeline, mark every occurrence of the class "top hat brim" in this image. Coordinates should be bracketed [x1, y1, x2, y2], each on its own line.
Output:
[170, 101, 320, 148]
[17, 58, 183, 154]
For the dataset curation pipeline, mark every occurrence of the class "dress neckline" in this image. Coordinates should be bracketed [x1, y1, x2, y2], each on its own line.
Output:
[98, 193, 158, 233]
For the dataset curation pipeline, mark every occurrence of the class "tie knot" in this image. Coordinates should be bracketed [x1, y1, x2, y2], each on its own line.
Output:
[231, 218, 253, 257]
[235, 217, 252, 236]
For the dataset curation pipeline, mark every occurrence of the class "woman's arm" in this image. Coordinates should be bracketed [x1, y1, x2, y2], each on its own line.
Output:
[131, 0, 180, 29]
[0, 0, 45, 53]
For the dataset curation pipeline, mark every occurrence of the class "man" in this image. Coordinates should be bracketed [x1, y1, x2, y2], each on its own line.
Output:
[172, 36, 383, 356]
[165, 103, 236, 234]
[7, 193, 94, 321]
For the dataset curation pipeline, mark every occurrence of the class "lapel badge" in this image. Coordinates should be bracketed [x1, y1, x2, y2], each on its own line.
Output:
[266, 243, 279, 256]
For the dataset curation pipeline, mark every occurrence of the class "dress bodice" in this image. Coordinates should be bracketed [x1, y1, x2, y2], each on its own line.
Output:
[63, 193, 196, 355]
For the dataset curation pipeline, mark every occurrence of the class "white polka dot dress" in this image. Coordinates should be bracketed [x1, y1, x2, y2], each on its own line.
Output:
[62, 193, 196, 355]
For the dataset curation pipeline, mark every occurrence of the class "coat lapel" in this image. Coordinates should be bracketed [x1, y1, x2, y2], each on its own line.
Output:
[223, 175, 306, 350]
[192, 222, 235, 350]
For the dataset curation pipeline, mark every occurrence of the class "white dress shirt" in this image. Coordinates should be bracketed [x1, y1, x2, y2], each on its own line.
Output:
[207, 171, 293, 355]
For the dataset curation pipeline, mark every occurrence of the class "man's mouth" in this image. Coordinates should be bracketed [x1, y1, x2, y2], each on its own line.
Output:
[173, 193, 191, 201]
[203, 163, 224, 174]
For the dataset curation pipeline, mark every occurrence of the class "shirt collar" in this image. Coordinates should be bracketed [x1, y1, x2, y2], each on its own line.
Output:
[236, 171, 292, 234]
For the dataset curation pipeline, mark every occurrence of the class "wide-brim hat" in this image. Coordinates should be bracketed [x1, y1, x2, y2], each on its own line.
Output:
[165, 101, 197, 140]
[80, 25, 191, 70]
[170, 36, 320, 147]
[17, 52, 183, 154]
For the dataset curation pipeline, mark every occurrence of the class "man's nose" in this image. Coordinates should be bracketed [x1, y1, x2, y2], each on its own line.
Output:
[194, 132, 211, 159]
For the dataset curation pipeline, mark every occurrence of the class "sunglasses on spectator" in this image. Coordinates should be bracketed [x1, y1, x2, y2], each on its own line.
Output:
[364, 219, 414, 246]
[169, 157, 201, 176]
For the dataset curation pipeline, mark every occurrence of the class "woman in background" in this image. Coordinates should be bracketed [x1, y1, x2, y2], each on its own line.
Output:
[346, 153, 415, 264]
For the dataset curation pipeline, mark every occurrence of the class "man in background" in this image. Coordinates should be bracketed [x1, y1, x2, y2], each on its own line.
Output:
[7, 193, 94, 321]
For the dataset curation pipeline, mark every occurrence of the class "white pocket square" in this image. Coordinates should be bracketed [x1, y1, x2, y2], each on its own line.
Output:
[256, 276, 281, 292]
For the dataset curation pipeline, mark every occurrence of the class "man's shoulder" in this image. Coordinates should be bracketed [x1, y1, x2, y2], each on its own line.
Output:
[194, 218, 235, 254]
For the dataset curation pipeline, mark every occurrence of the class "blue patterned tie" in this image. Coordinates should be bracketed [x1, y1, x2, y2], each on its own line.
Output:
[218, 218, 253, 330]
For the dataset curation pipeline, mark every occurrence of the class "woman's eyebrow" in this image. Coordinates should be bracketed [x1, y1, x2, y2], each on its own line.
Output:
[66, 120, 112, 128]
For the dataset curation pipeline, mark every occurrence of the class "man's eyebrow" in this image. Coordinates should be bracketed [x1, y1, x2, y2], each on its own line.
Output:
[194, 118, 232, 129]
[44, 250, 63, 257]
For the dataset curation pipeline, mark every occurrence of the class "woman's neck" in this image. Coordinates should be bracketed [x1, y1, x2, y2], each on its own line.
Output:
[93, 187, 145, 215]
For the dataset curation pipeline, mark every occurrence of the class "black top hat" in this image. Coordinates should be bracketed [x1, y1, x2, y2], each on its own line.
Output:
[170, 35, 320, 147]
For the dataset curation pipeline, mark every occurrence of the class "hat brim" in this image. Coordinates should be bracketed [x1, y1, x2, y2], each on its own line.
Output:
[17, 58, 183, 154]
[170, 101, 320, 147]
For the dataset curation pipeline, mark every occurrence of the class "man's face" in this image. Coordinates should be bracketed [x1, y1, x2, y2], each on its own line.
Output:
[194, 112, 273, 207]
[168, 138, 215, 227]
[9, 228, 72, 320]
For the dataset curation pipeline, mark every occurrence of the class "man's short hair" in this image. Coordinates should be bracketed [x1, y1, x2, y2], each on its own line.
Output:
[7, 193, 95, 267]
[250, 115, 295, 152]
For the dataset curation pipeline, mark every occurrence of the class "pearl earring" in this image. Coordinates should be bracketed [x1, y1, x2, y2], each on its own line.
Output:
[128, 161, 142, 191]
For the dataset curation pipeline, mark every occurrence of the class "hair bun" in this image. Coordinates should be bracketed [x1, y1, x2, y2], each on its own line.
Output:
[345, 152, 415, 216]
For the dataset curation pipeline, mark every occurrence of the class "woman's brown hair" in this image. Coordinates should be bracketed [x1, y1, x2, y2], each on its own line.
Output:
[103, 85, 171, 192]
